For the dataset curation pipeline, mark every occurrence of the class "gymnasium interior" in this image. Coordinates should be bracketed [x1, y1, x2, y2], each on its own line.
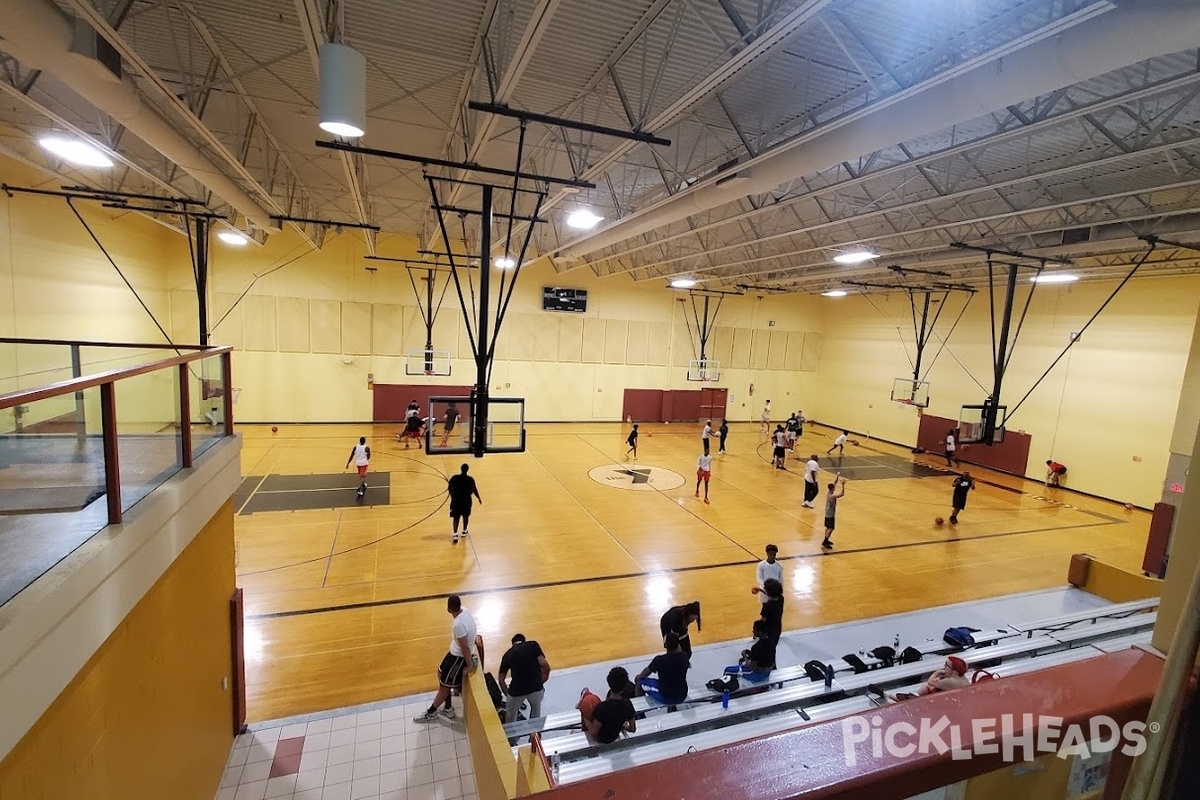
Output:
[3, 1, 1200, 799]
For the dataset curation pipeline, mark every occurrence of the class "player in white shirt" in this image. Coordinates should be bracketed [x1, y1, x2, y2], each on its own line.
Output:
[827, 430, 849, 456]
[944, 428, 958, 467]
[760, 401, 771, 437]
[802, 454, 820, 508]
[415, 594, 478, 721]
[772, 425, 788, 469]
[345, 436, 371, 498]
[754, 544, 783, 604]
[701, 420, 713, 456]
[695, 452, 713, 503]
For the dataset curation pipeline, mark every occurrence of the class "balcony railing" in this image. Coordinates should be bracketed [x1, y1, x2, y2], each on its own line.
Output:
[0, 341, 234, 607]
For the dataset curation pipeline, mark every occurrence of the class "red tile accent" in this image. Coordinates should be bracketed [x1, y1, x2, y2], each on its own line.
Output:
[269, 736, 305, 777]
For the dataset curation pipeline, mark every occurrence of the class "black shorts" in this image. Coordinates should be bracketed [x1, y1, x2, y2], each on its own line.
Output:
[953, 492, 968, 510]
[824, 516, 836, 530]
[450, 500, 472, 519]
[773, 446, 786, 458]
[445, 420, 456, 432]
[438, 653, 467, 688]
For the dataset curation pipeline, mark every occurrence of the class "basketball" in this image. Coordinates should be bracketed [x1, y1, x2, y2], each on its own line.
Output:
[271, 426, 278, 433]
[750, 586, 761, 595]
[647, 432, 653, 437]
[935, 517, 944, 526]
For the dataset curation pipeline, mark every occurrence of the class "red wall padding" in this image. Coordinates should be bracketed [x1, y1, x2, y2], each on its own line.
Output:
[917, 412, 1032, 475]
[622, 388, 705, 422]
[373, 384, 475, 422]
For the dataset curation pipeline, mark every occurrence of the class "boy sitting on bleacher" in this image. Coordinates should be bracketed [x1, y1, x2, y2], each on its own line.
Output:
[577, 668, 638, 744]
[725, 620, 776, 682]
[635, 633, 691, 707]
[869, 656, 969, 702]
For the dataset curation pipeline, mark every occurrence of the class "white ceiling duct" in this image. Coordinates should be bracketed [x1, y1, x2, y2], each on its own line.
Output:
[559, 5, 1200, 261]
[0, 0, 279, 232]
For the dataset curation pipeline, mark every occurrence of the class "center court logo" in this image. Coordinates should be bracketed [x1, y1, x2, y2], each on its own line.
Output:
[587, 464, 686, 492]
[841, 714, 1153, 766]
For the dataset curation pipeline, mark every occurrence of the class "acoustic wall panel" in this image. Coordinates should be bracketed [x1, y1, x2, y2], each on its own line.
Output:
[558, 316, 584, 362]
[802, 332, 821, 372]
[342, 302, 372, 355]
[647, 322, 670, 366]
[625, 320, 648, 365]
[210, 292, 243, 350]
[604, 319, 627, 364]
[371, 303, 404, 356]
[582, 318, 606, 363]
[784, 331, 805, 371]
[277, 297, 310, 353]
[310, 299, 341, 354]
[711, 326, 734, 369]
[534, 317, 559, 361]
[750, 329, 770, 369]
[767, 330, 788, 370]
[731, 327, 752, 369]
[242, 295, 277, 351]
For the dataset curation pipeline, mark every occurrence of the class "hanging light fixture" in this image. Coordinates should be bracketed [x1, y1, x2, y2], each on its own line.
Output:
[567, 208, 604, 230]
[319, 42, 366, 138]
[670, 277, 698, 288]
[495, 256, 515, 269]
[821, 289, 848, 297]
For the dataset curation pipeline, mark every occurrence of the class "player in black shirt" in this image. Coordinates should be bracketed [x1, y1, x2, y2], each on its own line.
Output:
[759, 579, 784, 644]
[625, 424, 639, 460]
[740, 620, 777, 675]
[498, 634, 550, 723]
[587, 696, 637, 744]
[447, 463, 482, 545]
[949, 472, 976, 525]
[659, 600, 701, 657]
[440, 401, 460, 446]
[635, 633, 691, 706]
[718, 419, 729, 454]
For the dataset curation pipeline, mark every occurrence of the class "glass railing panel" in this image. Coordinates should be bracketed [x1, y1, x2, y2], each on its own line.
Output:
[0, 386, 107, 606]
[113, 367, 183, 514]
[189, 353, 228, 459]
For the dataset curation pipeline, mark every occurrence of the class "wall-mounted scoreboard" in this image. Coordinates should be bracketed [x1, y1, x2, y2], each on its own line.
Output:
[542, 287, 588, 313]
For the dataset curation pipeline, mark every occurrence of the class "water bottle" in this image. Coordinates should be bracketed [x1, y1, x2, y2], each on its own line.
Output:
[471, 654, 479, 672]
[894, 634, 900, 649]
[824, 664, 834, 689]
[858, 646, 865, 656]
[722, 690, 730, 710]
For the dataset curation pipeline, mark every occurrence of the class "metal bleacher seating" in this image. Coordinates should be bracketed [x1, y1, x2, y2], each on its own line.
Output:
[512, 600, 1162, 784]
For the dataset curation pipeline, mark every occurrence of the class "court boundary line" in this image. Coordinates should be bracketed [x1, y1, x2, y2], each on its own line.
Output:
[244, 516, 1122, 621]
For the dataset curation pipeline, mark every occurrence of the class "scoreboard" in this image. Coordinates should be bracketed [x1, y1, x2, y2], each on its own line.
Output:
[542, 287, 587, 313]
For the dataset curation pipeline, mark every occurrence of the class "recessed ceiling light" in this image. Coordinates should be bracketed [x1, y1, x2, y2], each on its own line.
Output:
[217, 229, 250, 246]
[670, 278, 698, 288]
[567, 209, 603, 229]
[1031, 273, 1079, 284]
[38, 136, 113, 168]
[833, 249, 877, 265]
[495, 256, 515, 269]
[822, 289, 848, 297]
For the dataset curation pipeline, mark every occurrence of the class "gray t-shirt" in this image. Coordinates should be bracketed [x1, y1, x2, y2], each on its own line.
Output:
[824, 492, 838, 517]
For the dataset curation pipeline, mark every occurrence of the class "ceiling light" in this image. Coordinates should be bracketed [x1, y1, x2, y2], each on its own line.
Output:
[822, 289, 848, 297]
[495, 256, 515, 269]
[833, 249, 877, 265]
[319, 43, 366, 138]
[217, 229, 250, 246]
[1031, 273, 1079, 284]
[38, 136, 113, 168]
[567, 209, 603, 230]
[670, 278, 698, 288]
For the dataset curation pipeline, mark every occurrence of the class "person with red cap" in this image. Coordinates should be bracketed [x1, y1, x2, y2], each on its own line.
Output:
[869, 656, 970, 702]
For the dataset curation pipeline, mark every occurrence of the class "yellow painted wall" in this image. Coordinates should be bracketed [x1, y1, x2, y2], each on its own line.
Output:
[810, 279, 1199, 508]
[0, 499, 237, 800]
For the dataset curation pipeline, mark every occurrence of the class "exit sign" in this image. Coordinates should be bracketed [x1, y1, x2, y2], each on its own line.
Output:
[1170, 483, 1185, 493]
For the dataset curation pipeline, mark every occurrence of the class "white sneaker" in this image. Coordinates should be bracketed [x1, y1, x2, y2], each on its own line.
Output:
[452, 534, 459, 545]
[461, 529, 469, 537]
[439, 707, 456, 719]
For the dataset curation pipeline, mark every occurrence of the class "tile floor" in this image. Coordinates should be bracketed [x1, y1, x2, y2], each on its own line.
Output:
[216, 699, 476, 800]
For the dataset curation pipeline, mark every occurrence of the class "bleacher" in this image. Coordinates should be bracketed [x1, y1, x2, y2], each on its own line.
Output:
[508, 597, 1159, 785]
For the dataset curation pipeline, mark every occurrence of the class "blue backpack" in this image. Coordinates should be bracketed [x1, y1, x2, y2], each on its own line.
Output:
[943, 627, 980, 648]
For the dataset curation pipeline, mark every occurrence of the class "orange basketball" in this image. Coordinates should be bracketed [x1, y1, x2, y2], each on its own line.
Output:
[750, 586, 761, 595]
[935, 517, 945, 526]
[647, 432, 654, 437]
[271, 426, 278, 433]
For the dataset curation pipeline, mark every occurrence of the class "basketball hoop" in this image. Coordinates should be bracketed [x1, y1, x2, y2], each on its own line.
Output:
[231, 388, 242, 405]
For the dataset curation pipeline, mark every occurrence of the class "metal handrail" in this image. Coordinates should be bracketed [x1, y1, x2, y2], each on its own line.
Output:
[0, 336, 210, 350]
[0, 346, 232, 410]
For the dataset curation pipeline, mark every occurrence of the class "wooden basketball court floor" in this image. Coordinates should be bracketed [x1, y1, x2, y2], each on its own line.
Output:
[234, 421, 1148, 722]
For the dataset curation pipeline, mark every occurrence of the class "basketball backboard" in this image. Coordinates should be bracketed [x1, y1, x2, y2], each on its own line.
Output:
[958, 403, 1006, 444]
[687, 358, 721, 382]
[405, 349, 452, 376]
[890, 378, 930, 408]
[424, 395, 526, 454]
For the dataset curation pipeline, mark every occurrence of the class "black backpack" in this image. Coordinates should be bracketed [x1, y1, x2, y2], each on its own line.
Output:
[870, 646, 896, 668]
[842, 653, 870, 674]
[706, 674, 739, 693]
[899, 646, 923, 664]
[804, 660, 828, 682]
[484, 672, 505, 720]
